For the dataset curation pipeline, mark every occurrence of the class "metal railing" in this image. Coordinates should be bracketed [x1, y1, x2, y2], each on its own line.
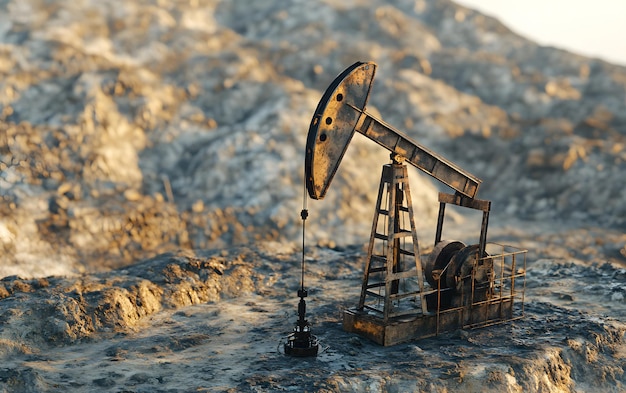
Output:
[431, 243, 527, 335]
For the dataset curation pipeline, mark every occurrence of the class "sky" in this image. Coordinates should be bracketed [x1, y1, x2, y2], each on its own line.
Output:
[456, 0, 626, 66]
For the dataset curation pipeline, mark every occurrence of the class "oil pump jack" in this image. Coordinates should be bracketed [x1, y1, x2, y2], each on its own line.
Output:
[304, 61, 527, 346]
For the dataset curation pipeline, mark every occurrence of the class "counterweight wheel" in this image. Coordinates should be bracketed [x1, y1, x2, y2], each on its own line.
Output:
[424, 240, 466, 288]
[446, 244, 494, 304]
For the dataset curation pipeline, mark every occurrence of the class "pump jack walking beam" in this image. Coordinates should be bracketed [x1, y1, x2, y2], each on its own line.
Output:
[305, 61, 481, 201]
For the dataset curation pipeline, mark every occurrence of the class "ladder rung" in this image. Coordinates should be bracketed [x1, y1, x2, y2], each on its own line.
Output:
[374, 230, 414, 241]
[378, 206, 409, 215]
[399, 249, 415, 256]
[365, 290, 385, 299]
[366, 282, 386, 289]
[370, 254, 386, 262]
[368, 255, 386, 272]
[374, 233, 388, 240]
[363, 305, 384, 313]
[393, 230, 413, 239]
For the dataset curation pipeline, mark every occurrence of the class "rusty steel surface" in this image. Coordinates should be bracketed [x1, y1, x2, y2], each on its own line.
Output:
[305, 61, 481, 200]
[305, 61, 376, 200]
[344, 244, 527, 346]
[424, 240, 465, 288]
[353, 114, 481, 198]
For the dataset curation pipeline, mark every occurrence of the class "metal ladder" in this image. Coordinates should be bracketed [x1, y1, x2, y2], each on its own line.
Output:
[357, 161, 428, 322]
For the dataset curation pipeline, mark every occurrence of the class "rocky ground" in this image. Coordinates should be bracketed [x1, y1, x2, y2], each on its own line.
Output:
[1, 0, 625, 391]
[0, 245, 625, 392]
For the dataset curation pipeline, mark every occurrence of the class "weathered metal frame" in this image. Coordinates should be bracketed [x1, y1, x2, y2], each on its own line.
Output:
[435, 192, 491, 263]
[305, 61, 527, 345]
[358, 162, 429, 322]
[344, 243, 527, 346]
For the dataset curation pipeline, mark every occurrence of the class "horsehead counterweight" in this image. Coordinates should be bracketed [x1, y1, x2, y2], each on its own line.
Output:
[304, 61, 481, 201]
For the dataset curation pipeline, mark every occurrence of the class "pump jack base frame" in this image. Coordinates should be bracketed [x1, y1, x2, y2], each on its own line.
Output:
[343, 240, 528, 347]
[343, 298, 516, 346]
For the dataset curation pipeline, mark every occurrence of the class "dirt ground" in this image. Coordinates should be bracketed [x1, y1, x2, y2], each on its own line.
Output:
[1, 240, 625, 392]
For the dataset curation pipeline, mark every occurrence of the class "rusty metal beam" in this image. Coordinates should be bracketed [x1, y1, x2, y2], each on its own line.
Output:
[305, 61, 481, 200]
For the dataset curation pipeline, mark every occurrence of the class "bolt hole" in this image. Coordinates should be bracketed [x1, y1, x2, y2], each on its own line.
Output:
[325, 117, 332, 125]
[320, 133, 327, 142]
[336, 93, 343, 102]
